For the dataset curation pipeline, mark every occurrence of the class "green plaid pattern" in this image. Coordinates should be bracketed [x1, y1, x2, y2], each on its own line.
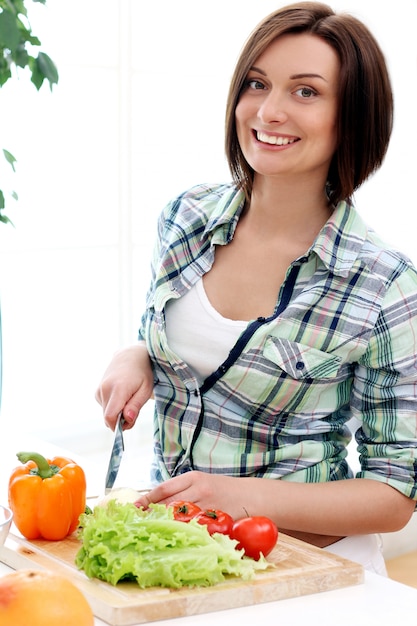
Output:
[139, 183, 417, 503]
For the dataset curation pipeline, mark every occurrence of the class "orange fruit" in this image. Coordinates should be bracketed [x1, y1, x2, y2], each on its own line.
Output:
[0, 569, 94, 626]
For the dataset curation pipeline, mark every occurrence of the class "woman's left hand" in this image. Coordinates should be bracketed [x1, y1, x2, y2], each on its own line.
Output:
[135, 471, 254, 520]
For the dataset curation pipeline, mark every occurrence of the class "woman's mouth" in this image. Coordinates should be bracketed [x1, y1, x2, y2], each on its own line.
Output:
[255, 131, 299, 146]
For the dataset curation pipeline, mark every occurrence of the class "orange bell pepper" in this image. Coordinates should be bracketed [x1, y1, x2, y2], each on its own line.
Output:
[8, 451, 87, 541]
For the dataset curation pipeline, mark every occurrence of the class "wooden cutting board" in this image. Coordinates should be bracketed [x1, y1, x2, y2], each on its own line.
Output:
[1, 531, 363, 626]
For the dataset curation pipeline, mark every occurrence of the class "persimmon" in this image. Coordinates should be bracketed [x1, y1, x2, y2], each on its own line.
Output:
[0, 569, 94, 626]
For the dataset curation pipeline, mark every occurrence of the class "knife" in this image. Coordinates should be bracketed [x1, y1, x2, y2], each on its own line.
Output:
[105, 413, 125, 494]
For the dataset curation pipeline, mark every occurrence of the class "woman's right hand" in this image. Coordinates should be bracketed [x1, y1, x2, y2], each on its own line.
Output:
[95, 342, 154, 431]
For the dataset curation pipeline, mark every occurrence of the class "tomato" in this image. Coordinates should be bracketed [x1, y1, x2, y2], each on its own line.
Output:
[194, 509, 234, 535]
[168, 500, 202, 522]
[231, 516, 278, 560]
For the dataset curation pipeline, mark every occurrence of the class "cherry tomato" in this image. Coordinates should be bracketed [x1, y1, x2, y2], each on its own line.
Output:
[168, 500, 202, 522]
[194, 509, 234, 535]
[231, 516, 278, 560]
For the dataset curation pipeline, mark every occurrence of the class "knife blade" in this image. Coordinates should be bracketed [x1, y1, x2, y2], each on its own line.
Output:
[105, 413, 125, 494]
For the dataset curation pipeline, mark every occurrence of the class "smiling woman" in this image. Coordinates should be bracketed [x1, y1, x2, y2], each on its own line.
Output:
[93, 1, 417, 577]
[241, 39, 338, 189]
[0, 1, 415, 511]
[227, 12, 393, 208]
[233, 34, 341, 191]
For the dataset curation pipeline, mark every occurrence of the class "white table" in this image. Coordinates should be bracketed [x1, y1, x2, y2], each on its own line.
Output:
[1, 558, 415, 626]
[1, 432, 416, 626]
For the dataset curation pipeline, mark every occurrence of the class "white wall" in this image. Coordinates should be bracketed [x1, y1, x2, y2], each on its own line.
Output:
[0, 0, 416, 458]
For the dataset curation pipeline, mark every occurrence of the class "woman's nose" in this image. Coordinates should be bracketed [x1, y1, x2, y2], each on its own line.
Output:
[257, 90, 288, 124]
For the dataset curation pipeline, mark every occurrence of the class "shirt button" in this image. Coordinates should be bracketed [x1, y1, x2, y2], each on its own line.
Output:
[296, 361, 305, 370]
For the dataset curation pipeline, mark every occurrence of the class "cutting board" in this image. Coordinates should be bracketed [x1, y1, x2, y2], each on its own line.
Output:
[1, 531, 363, 625]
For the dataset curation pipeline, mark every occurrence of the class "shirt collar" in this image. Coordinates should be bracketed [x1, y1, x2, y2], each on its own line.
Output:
[202, 185, 246, 244]
[311, 201, 369, 277]
[202, 186, 368, 277]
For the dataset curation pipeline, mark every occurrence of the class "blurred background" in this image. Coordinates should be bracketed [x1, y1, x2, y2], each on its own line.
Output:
[0, 0, 416, 487]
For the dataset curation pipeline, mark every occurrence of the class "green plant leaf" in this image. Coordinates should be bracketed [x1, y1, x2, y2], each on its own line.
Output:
[36, 51, 58, 89]
[3, 148, 17, 171]
[0, 0, 58, 227]
[4, 0, 29, 17]
[0, 214, 15, 226]
[13, 43, 29, 68]
[25, 33, 41, 46]
[0, 61, 11, 86]
[28, 53, 42, 89]
[15, 17, 41, 47]
[29, 51, 58, 90]
[0, 9, 20, 52]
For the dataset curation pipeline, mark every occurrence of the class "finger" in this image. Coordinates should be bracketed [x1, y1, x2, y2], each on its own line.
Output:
[102, 381, 145, 429]
[122, 385, 153, 426]
[145, 475, 197, 506]
[134, 491, 152, 509]
[102, 393, 126, 430]
[121, 403, 140, 427]
[134, 485, 165, 507]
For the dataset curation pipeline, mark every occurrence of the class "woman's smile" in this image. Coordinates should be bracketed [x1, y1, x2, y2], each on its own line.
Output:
[235, 32, 340, 183]
[255, 130, 300, 147]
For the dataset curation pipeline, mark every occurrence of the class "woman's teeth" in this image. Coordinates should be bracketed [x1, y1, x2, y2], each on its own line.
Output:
[257, 131, 298, 146]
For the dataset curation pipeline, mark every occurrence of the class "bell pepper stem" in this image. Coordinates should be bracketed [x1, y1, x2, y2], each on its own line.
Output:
[17, 451, 56, 478]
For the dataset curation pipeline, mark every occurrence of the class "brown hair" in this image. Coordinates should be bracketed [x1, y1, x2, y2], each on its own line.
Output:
[225, 2, 393, 205]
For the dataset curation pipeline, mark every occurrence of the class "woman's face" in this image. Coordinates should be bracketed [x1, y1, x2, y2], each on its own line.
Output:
[235, 33, 340, 185]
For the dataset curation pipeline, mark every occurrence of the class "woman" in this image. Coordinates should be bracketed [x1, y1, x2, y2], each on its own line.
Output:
[96, 2, 417, 573]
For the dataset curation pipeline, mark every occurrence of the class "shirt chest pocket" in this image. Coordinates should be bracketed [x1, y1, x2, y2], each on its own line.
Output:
[263, 336, 342, 380]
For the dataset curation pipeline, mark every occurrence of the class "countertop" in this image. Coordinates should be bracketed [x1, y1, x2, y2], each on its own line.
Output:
[1, 558, 416, 626]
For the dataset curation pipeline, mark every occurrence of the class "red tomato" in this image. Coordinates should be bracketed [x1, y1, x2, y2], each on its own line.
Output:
[194, 509, 234, 535]
[169, 500, 202, 522]
[231, 516, 278, 560]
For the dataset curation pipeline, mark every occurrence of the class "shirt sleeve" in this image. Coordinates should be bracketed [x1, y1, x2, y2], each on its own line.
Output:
[352, 265, 417, 504]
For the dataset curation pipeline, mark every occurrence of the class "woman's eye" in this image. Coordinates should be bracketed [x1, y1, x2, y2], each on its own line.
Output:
[246, 79, 265, 90]
[295, 86, 317, 98]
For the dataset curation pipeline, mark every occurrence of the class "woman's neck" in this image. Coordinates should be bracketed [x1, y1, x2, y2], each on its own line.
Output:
[244, 174, 333, 244]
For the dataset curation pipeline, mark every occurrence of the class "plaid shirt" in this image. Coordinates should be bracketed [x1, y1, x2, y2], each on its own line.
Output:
[139, 183, 417, 502]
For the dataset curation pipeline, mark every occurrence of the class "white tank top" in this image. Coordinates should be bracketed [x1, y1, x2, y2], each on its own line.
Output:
[165, 278, 248, 382]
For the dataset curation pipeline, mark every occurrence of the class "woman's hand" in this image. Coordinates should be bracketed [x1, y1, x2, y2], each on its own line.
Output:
[135, 472, 256, 521]
[95, 342, 154, 431]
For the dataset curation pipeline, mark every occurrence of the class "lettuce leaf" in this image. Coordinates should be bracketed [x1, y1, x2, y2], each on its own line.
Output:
[75, 501, 270, 588]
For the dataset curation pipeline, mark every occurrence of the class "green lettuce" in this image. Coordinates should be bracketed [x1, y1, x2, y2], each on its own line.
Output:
[75, 501, 270, 588]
